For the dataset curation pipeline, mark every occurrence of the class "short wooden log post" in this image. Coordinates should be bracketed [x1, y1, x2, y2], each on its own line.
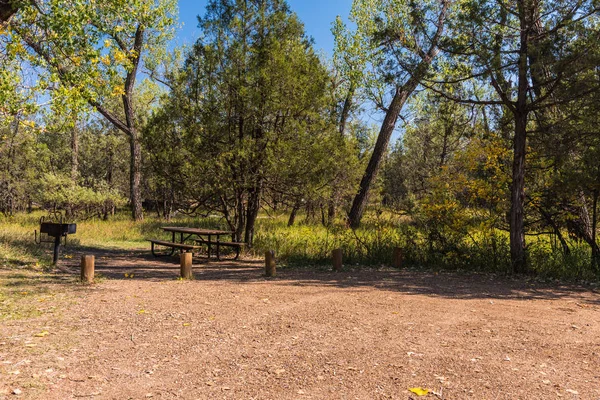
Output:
[80, 255, 95, 283]
[265, 250, 276, 277]
[180, 252, 193, 279]
[332, 248, 343, 272]
[392, 247, 403, 268]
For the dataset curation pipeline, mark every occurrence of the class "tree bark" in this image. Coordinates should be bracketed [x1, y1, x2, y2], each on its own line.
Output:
[592, 190, 599, 271]
[127, 129, 143, 221]
[348, 84, 416, 228]
[0, 0, 16, 23]
[234, 191, 245, 243]
[509, 0, 532, 274]
[288, 202, 299, 227]
[510, 111, 528, 273]
[347, 0, 448, 228]
[121, 25, 145, 221]
[13, 22, 146, 221]
[244, 180, 262, 247]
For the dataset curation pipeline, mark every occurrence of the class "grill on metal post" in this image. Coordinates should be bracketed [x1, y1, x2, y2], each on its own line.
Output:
[35, 216, 77, 265]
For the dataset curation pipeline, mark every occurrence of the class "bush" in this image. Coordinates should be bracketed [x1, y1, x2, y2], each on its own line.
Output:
[34, 173, 126, 220]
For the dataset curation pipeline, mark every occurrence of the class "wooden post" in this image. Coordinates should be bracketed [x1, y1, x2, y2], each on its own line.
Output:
[392, 247, 403, 268]
[180, 252, 193, 279]
[265, 250, 276, 277]
[332, 248, 342, 272]
[80, 255, 95, 283]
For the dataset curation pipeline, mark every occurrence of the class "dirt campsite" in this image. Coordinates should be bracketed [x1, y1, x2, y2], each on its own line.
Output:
[1, 251, 599, 399]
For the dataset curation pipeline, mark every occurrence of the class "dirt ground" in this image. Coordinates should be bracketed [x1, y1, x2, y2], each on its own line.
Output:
[1, 250, 599, 400]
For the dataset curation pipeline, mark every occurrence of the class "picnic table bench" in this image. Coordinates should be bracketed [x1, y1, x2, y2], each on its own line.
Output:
[149, 239, 200, 256]
[148, 227, 245, 260]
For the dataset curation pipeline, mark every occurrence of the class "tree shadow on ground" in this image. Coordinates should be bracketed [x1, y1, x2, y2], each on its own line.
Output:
[52, 249, 600, 306]
[0, 269, 87, 299]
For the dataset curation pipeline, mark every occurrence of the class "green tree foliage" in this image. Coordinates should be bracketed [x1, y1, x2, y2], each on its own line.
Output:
[34, 172, 126, 220]
[5, 0, 177, 220]
[381, 91, 511, 269]
[2, 0, 600, 279]
[430, 0, 600, 272]
[0, 53, 44, 215]
[145, 0, 358, 244]
[0, 118, 48, 215]
[335, 0, 451, 228]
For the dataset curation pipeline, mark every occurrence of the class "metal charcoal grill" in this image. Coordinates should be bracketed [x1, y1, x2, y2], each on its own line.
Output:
[35, 216, 77, 265]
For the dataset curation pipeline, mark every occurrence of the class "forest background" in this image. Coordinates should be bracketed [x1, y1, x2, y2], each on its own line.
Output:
[1, 0, 600, 281]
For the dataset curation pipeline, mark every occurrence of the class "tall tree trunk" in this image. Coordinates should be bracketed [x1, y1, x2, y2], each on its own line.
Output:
[288, 202, 300, 227]
[327, 201, 336, 226]
[107, 147, 114, 187]
[244, 180, 262, 247]
[127, 130, 143, 221]
[121, 25, 145, 221]
[235, 191, 245, 243]
[346, 2, 447, 228]
[510, 111, 528, 273]
[592, 190, 599, 271]
[509, 0, 532, 274]
[348, 83, 416, 228]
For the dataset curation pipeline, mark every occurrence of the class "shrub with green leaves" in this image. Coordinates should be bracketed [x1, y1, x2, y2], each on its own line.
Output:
[34, 173, 126, 220]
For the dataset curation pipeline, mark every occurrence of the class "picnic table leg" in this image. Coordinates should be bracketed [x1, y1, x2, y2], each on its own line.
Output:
[151, 242, 175, 257]
[216, 236, 221, 260]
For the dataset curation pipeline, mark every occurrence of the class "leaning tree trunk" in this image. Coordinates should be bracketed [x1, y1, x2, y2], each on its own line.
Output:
[348, 82, 418, 228]
[347, 3, 447, 228]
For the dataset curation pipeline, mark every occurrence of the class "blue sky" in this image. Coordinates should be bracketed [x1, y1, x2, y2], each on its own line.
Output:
[175, 0, 353, 56]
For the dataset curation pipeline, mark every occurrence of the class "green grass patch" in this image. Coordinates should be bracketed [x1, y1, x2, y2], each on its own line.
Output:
[1, 210, 598, 282]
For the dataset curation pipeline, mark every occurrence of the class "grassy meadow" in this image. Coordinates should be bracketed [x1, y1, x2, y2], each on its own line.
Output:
[0, 210, 598, 282]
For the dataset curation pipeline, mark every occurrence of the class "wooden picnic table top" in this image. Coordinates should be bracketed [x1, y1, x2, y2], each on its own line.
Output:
[162, 226, 234, 236]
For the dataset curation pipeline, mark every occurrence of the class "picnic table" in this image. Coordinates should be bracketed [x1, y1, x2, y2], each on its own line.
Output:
[149, 226, 244, 260]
